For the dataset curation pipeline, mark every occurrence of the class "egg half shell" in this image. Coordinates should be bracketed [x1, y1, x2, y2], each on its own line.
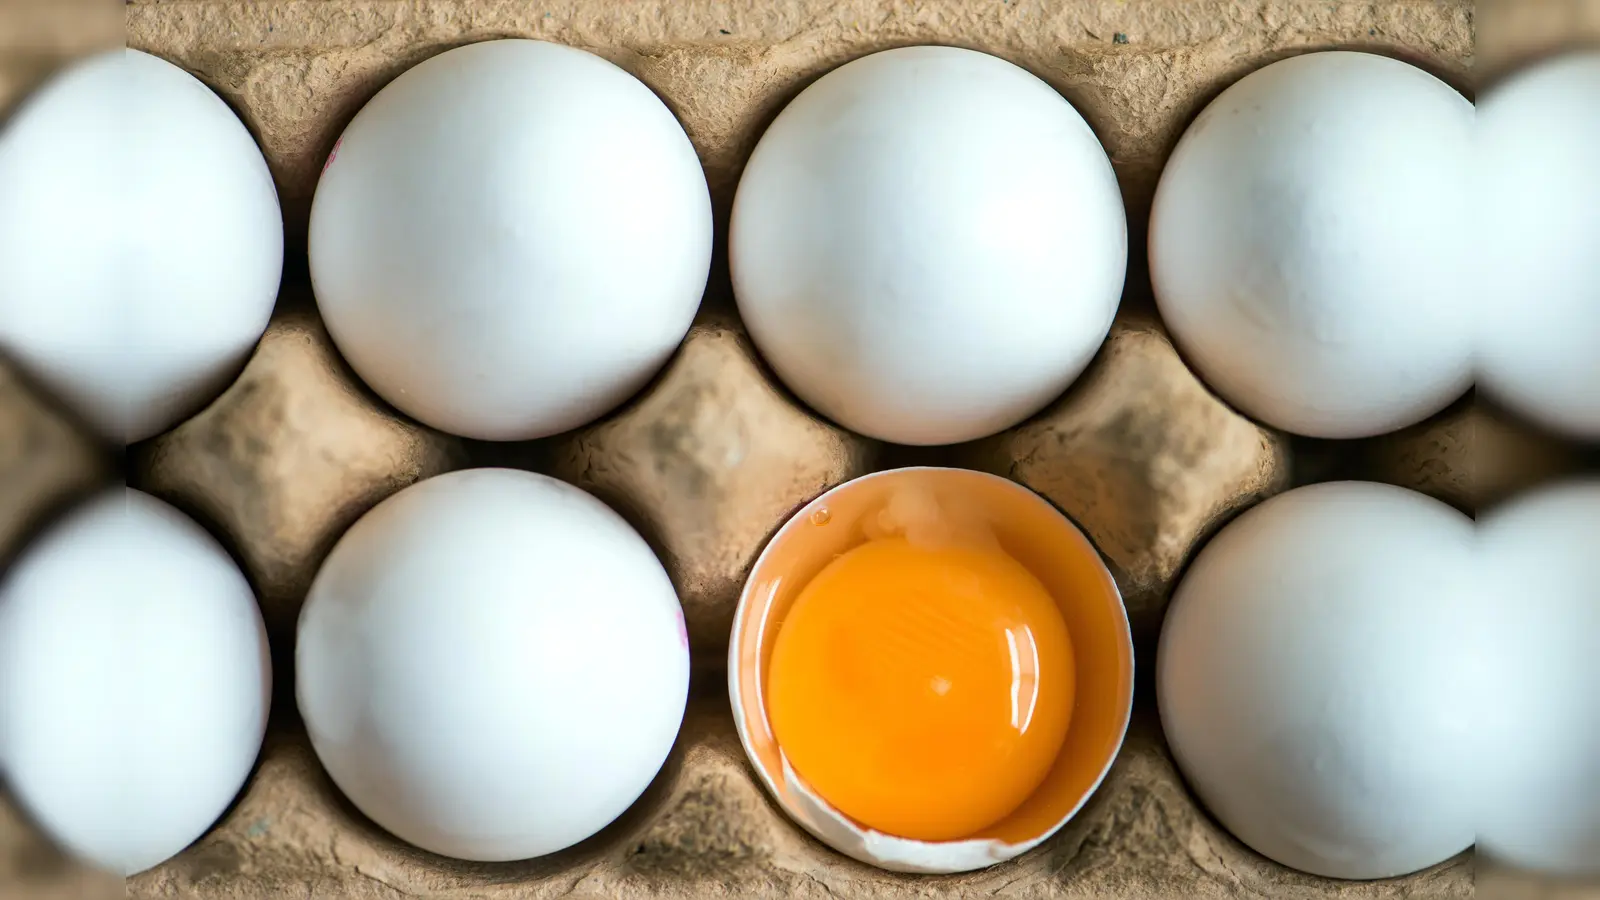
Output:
[728, 467, 1133, 873]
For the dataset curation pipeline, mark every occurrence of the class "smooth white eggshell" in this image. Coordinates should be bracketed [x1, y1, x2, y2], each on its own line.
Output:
[1476, 480, 1600, 879]
[1150, 51, 1473, 439]
[296, 468, 690, 862]
[309, 39, 712, 441]
[1477, 53, 1600, 440]
[0, 49, 283, 444]
[0, 488, 271, 876]
[731, 45, 1127, 446]
[1157, 481, 1477, 880]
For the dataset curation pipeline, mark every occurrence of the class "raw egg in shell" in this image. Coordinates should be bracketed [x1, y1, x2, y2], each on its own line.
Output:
[729, 468, 1133, 873]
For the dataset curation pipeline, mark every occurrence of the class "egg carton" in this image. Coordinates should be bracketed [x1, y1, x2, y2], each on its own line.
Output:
[0, 0, 1588, 898]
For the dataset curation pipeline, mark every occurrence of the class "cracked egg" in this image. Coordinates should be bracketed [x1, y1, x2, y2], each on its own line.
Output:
[729, 467, 1134, 873]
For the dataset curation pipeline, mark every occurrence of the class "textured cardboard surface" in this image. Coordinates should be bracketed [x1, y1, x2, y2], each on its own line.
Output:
[963, 312, 1288, 646]
[121, 0, 1476, 259]
[135, 297, 468, 643]
[128, 700, 1475, 900]
[544, 310, 880, 661]
[0, 0, 1567, 897]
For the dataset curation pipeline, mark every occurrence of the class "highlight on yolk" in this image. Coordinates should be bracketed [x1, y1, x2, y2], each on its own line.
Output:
[764, 534, 1075, 843]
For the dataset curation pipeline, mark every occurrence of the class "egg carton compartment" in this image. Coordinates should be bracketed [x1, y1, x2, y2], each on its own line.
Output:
[0, 0, 1547, 896]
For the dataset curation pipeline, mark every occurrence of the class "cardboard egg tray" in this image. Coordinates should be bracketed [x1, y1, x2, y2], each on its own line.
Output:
[2, 1, 1598, 898]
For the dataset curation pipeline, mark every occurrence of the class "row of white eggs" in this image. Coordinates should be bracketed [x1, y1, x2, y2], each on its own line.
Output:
[1, 470, 1595, 883]
[1161, 479, 1600, 881]
[0, 473, 688, 876]
[1, 42, 1596, 449]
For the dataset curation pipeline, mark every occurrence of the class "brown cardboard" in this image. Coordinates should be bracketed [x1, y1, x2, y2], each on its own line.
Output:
[135, 298, 468, 642]
[962, 311, 1289, 645]
[1478, 0, 1600, 81]
[0, 0, 121, 118]
[545, 310, 880, 663]
[0, 363, 110, 563]
[122, 0, 1476, 256]
[1363, 399, 1478, 513]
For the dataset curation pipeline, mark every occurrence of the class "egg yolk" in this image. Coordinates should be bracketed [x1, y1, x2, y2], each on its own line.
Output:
[765, 536, 1075, 842]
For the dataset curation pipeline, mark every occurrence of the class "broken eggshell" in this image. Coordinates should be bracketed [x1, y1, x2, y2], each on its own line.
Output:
[728, 467, 1135, 873]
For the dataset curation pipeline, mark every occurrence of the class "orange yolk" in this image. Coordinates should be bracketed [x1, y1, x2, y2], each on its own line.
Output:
[765, 536, 1075, 843]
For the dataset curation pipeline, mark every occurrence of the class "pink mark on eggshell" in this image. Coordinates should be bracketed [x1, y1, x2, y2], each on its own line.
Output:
[676, 609, 688, 651]
[322, 137, 343, 174]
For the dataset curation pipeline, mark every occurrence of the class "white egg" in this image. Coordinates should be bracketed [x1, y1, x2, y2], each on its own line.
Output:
[1150, 51, 1473, 439]
[1477, 53, 1600, 440]
[1157, 481, 1477, 880]
[0, 48, 283, 445]
[296, 468, 690, 862]
[309, 40, 712, 442]
[730, 46, 1127, 447]
[0, 488, 271, 876]
[1476, 480, 1600, 879]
